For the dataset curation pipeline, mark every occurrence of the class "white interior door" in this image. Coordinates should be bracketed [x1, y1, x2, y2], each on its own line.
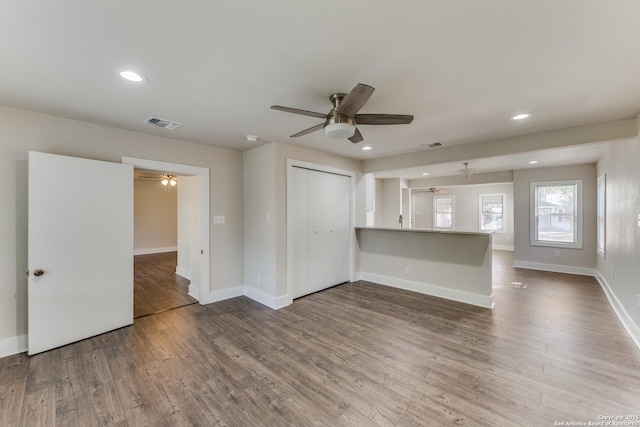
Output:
[291, 166, 352, 299]
[334, 174, 351, 284]
[28, 152, 133, 355]
[290, 167, 309, 298]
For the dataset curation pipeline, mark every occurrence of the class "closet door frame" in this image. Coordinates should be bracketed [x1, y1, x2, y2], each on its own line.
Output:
[286, 159, 355, 305]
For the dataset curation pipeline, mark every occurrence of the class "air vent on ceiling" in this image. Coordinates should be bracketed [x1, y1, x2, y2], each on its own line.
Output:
[144, 116, 182, 130]
[420, 141, 442, 149]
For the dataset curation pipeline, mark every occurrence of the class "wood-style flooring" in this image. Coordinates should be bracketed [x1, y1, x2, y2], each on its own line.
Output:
[2, 251, 640, 426]
[134, 252, 197, 318]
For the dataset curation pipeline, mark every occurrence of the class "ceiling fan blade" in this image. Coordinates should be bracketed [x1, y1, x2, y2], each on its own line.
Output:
[291, 123, 324, 137]
[354, 114, 414, 125]
[349, 128, 364, 143]
[336, 83, 375, 116]
[271, 105, 327, 119]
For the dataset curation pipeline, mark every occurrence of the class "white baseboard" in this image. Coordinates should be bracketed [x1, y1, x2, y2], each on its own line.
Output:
[188, 284, 199, 300]
[199, 286, 244, 305]
[595, 272, 640, 350]
[243, 286, 291, 310]
[273, 294, 291, 309]
[175, 266, 191, 280]
[493, 245, 514, 251]
[357, 272, 494, 309]
[0, 334, 27, 359]
[133, 246, 177, 256]
[513, 260, 596, 277]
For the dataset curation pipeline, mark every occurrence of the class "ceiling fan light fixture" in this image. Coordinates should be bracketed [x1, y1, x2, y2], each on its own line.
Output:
[324, 122, 356, 139]
[457, 162, 476, 178]
[161, 174, 177, 187]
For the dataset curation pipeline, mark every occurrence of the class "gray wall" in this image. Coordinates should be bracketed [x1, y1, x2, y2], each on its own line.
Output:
[513, 164, 597, 270]
[412, 182, 515, 250]
[596, 128, 640, 343]
[0, 105, 244, 349]
[243, 141, 364, 308]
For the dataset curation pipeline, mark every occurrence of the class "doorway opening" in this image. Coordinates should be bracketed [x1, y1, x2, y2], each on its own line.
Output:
[132, 169, 196, 317]
[122, 157, 210, 318]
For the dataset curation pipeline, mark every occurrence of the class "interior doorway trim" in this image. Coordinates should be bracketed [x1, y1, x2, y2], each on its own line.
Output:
[122, 156, 209, 303]
[286, 158, 356, 306]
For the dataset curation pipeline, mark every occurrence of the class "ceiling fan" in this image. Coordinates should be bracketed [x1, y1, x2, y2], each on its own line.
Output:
[414, 187, 447, 194]
[135, 172, 177, 187]
[271, 83, 414, 143]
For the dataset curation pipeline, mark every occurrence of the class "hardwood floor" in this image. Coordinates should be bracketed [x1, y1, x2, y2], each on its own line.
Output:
[2, 251, 640, 426]
[134, 252, 197, 318]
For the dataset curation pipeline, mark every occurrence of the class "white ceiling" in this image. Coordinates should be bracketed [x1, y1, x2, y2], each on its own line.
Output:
[2, 1, 639, 177]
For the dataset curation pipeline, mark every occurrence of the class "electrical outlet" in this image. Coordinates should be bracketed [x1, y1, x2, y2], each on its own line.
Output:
[637, 294, 640, 309]
[611, 269, 615, 280]
[213, 215, 225, 224]
[554, 250, 560, 257]
[404, 267, 410, 276]
[257, 276, 261, 285]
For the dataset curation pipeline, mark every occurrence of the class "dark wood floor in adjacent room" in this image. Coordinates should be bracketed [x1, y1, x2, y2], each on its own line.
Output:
[134, 251, 197, 318]
[2, 251, 640, 426]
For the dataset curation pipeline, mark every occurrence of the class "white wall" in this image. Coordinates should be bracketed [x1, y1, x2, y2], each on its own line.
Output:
[513, 164, 597, 272]
[381, 178, 402, 228]
[0, 105, 243, 356]
[243, 141, 363, 308]
[134, 179, 177, 254]
[596, 122, 640, 346]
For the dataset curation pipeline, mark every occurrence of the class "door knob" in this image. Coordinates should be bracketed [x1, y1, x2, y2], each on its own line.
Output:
[33, 269, 45, 277]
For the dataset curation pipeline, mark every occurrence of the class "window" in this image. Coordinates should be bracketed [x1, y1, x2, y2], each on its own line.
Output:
[530, 180, 583, 249]
[479, 193, 505, 232]
[597, 174, 606, 257]
[433, 195, 454, 229]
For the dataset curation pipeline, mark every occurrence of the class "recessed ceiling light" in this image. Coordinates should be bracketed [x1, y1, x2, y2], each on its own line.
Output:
[528, 160, 538, 164]
[511, 113, 532, 121]
[361, 146, 372, 151]
[245, 135, 258, 142]
[115, 69, 148, 83]
[422, 172, 429, 176]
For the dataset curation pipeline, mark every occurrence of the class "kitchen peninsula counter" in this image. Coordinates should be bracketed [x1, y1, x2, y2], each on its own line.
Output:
[355, 227, 494, 308]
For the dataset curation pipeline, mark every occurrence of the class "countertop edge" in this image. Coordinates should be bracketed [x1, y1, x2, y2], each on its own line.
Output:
[355, 227, 493, 236]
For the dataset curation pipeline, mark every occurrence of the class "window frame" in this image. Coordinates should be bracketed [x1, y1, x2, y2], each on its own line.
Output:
[478, 193, 506, 233]
[433, 195, 455, 229]
[530, 179, 583, 249]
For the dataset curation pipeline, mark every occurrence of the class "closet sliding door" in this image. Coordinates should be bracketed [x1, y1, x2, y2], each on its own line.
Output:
[290, 165, 352, 299]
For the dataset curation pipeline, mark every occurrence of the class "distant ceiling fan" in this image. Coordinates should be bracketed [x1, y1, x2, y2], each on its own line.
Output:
[271, 83, 414, 143]
[426, 187, 444, 193]
[135, 172, 177, 187]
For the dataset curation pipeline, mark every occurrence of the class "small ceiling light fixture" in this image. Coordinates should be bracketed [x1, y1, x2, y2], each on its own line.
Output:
[457, 162, 476, 178]
[422, 172, 429, 176]
[115, 68, 148, 83]
[528, 160, 538, 164]
[361, 146, 372, 151]
[324, 122, 356, 139]
[510, 112, 532, 121]
[161, 174, 177, 188]
[245, 135, 258, 142]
